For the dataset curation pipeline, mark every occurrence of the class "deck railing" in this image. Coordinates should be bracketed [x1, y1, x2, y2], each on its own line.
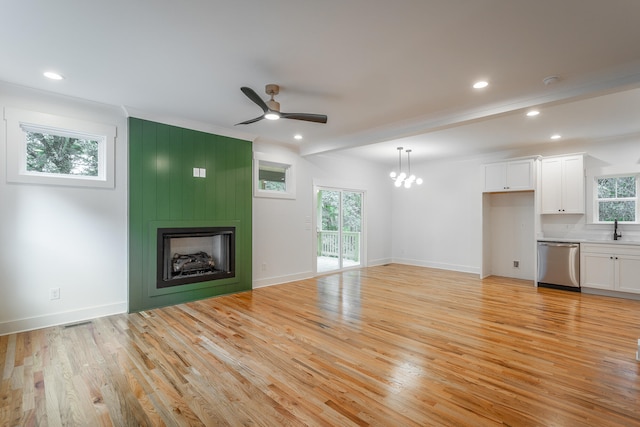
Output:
[317, 231, 360, 262]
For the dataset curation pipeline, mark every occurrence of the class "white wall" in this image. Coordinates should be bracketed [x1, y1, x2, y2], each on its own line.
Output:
[0, 83, 128, 334]
[390, 156, 484, 274]
[487, 192, 535, 280]
[252, 142, 393, 287]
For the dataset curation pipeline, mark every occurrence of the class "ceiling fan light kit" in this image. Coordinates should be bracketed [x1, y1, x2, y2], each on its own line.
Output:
[390, 147, 423, 189]
[236, 84, 327, 125]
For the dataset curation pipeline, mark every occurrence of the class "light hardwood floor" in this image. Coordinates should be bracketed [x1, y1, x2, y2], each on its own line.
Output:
[2, 264, 640, 426]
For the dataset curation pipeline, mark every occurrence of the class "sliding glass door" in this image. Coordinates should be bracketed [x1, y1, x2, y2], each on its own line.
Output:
[316, 187, 364, 273]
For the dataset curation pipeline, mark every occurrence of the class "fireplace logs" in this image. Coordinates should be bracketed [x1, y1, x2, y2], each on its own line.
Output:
[172, 252, 215, 276]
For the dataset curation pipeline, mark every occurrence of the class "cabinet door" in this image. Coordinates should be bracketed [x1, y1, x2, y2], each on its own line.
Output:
[506, 160, 534, 190]
[581, 253, 615, 289]
[484, 163, 507, 192]
[541, 158, 562, 213]
[616, 255, 640, 293]
[561, 156, 584, 214]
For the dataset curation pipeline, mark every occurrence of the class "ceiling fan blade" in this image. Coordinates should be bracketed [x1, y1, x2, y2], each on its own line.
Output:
[240, 87, 269, 113]
[235, 115, 265, 125]
[280, 112, 328, 124]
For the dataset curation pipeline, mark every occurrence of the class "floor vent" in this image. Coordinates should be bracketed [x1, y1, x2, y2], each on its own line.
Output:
[64, 321, 93, 329]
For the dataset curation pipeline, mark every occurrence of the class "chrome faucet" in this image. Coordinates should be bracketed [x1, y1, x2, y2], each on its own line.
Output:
[614, 219, 622, 240]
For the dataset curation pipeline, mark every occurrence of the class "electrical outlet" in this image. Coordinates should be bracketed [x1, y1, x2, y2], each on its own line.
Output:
[261, 262, 267, 272]
[50, 288, 60, 300]
[513, 260, 520, 268]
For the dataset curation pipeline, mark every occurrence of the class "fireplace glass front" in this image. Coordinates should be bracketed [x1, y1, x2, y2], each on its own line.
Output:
[157, 227, 235, 288]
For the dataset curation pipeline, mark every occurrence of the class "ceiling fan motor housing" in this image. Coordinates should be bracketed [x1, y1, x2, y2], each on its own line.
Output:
[265, 84, 280, 96]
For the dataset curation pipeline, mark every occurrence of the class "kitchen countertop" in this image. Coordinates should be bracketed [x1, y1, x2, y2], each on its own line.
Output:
[537, 237, 640, 246]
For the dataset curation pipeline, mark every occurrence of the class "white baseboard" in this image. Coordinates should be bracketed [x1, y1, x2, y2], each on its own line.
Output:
[252, 271, 314, 288]
[0, 301, 128, 336]
[367, 258, 393, 267]
[391, 258, 480, 275]
[581, 288, 640, 301]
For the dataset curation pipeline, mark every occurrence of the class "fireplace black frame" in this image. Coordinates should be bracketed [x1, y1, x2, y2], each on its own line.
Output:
[157, 226, 236, 289]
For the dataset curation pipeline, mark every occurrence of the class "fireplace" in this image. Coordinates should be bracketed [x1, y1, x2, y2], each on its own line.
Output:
[157, 227, 235, 288]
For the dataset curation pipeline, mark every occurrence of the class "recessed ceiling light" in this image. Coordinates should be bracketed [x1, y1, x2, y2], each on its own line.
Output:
[526, 110, 540, 117]
[294, 134, 303, 140]
[473, 81, 488, 89]
[43, 71, 64, 80]
[550, 134, 562, 140]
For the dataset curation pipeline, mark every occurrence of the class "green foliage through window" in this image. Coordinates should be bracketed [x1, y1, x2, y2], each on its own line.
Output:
[596, 176, 637, 222]
[320, 190, 362, 232]
[26, 131, 99, 176]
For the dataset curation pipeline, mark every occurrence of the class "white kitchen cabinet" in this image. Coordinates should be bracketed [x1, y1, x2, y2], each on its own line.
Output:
[617, 255, 640, 293]
[581, 243, 640, 294]
[483, 159, 534, 192]
[540, 155, 584, 214]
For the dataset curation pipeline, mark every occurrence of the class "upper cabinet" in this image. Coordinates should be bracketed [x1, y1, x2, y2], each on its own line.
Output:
[483, 159, 535, 192]
[540, 155, 584, 214]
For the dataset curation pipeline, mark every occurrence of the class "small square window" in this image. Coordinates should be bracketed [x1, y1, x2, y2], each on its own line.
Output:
[253, 152, 295, 199]
[258, 161, 288, 192]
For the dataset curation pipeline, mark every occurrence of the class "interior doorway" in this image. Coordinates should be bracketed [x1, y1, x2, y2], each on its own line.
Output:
[315, 187, 364, 273]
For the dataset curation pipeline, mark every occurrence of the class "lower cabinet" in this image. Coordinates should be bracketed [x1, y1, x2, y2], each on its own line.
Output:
[581, 244, 640, 294]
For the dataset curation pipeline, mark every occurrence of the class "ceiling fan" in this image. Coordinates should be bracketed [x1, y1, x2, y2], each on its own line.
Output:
[236, 84, 328, 125]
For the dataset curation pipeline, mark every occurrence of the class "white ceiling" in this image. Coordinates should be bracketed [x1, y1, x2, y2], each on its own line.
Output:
[2, 0, 640, 168]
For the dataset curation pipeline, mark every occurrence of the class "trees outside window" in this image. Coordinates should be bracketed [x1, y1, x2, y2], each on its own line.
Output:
[596, 175, 638, 222]
[320, 190, 361, 232]
[25, 131, 99, 177]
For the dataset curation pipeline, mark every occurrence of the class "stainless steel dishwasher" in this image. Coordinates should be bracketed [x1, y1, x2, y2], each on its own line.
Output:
[537, 241, 580, 290]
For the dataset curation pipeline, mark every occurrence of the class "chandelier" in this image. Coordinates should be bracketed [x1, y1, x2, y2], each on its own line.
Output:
[389, 147, 423, 188]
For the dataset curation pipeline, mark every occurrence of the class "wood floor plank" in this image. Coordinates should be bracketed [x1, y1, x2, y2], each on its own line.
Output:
[1, 264, 640, 425]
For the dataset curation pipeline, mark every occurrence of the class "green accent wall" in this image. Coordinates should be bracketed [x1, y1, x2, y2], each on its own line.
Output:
[128, 117, 252, 312]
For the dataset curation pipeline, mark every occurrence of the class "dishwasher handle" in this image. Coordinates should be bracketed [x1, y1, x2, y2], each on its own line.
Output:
[538, 242, 580, 248]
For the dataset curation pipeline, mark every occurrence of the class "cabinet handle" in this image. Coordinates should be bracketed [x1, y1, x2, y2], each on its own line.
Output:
[610, 256, 614, 260]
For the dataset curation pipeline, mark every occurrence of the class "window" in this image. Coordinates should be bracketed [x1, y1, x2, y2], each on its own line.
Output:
[4, 108, 116, 188]
[258, 161, 287, 192]
[595, 175, 638, 223]
[24, 125, 100, 177]
[253, 152, 295, 199]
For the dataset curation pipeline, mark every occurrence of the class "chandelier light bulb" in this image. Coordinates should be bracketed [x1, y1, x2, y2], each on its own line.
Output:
[389, 147, 423, 189]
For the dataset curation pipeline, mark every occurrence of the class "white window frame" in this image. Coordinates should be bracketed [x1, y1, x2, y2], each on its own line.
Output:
[253, 151, 295, 199]
[4, 107, 116, 188]
[591, 173, 639, 224]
